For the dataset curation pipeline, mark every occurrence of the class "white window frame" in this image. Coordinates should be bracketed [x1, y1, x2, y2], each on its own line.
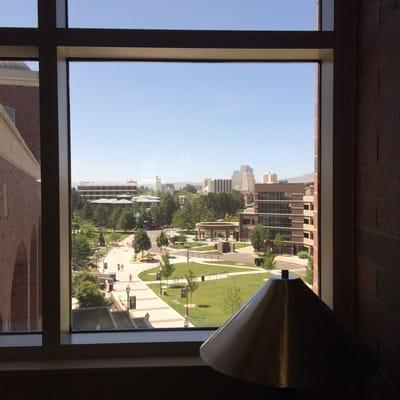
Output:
[0, 0, 358, 368]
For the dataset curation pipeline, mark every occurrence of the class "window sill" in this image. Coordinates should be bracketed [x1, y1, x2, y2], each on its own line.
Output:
[0, 334, 42, 348]
[0, 355, 205, 374]
[64, 329, 213, 345]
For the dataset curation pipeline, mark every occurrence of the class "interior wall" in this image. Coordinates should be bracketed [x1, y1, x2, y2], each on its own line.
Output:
[355, 0, 400, 399]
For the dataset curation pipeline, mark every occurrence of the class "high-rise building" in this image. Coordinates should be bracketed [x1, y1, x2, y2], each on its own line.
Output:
[201, 178, 232, 194]
[161, 183, 175, 195]
[239, 182, 315, 256]
[231, 170, 242, 190]
[155, 176, 162, 192]
[241, 165, 255, 193]
[262, 172, 278, 184]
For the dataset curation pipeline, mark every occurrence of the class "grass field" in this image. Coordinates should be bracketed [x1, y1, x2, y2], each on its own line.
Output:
[169, 241, 206, 249]
[138, 262, 252, 281]
[233, 242, 252, 250]
[75, 220, 130, 247]
[208, 260, 255, 268]
[148, 272, 270, 327]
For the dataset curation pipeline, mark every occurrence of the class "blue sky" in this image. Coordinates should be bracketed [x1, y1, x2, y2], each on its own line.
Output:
[2, 1, 317, 184]
[0, 1, 317, 30]
[70, 62, 316, 184]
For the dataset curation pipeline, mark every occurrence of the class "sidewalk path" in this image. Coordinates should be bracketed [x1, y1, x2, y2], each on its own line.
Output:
[103, 235, 192, 328]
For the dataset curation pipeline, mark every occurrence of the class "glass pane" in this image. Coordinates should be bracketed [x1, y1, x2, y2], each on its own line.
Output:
[70, 61, 317, 330]
[68, 0, 319, 31]
[0, 1, 37, 27]
[0, 60, 41, 332]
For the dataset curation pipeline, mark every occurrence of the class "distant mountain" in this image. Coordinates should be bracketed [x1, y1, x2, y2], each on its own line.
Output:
[285, 173, 313, 183]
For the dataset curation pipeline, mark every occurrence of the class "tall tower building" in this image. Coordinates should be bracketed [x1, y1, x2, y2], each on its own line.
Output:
[155, 176, 162, 192]
[262, 172, 278, 184]
[231, 170, 242, 190]
[240, 165, 255, 193]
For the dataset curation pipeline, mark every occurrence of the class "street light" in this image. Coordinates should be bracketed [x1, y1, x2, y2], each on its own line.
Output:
[159, 262, 162, 296]
[126, 284, 131, 311]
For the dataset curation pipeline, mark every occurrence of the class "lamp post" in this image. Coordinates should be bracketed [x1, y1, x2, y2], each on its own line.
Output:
[126, 284, 131, 312]
[159, 262, 162, 296]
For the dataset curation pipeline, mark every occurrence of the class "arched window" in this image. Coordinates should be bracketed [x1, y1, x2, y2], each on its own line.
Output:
[11, 242, 28, 331]
[30, 226, 38, 330]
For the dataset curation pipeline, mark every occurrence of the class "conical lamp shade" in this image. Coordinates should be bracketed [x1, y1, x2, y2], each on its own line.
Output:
[200, 276, 379, 390]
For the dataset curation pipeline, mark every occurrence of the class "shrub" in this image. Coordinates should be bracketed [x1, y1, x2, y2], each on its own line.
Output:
[297, 250, 309, 259]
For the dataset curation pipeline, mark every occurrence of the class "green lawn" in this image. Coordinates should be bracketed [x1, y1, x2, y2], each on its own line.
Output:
[169, 241, 206, 249]
[139, 262, 250, 282]
[233, 242, 252, 250]
[208, 260, 255, 268]
[148, 272, 270, 327]
[74, 219, 130, 246]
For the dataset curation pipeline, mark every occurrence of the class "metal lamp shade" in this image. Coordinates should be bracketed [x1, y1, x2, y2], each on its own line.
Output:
[200, 276, 379, 390]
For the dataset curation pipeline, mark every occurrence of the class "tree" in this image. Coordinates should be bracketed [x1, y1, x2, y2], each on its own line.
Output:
[80, 202, 93, 220]
[92, 205, 110, 227]
[72, 271, 97, 297]
[110, 207, 123, 230]
[273, 233, 284, 254]
[75, 280, 108, 308]
[181, 184, 197, 194]
[156, 231, 169, 252]
[118, 209, 136, 232]
[98, 230, 105, 247]
[262, 250, 276, 271]
[150, 206, 163, 228]
[306, 255, 314, 285]
[133, 228, 151, 257]
[71, 187, 85, 213]
[250, 225, 270, 253]
[159, 193, 179, 225]
[160, 252, 174, 284]
[222, 284, 242, 316]
[185, 270, 199, 303]
[72, 235, 92, 268]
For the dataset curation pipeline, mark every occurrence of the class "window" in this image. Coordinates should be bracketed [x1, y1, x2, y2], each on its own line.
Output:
[0, 0, 356, 364]
[68, 0, 319, 31]
[0, 60, 41, 332]
[70, 61, 316, 330]
[0, 1, 38, 27]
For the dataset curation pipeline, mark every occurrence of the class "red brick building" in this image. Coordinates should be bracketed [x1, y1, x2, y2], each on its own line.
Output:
[0, 61, 41, 331]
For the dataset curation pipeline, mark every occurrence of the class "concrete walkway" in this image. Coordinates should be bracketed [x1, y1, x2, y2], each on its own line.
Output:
[102, 235, 193, 328]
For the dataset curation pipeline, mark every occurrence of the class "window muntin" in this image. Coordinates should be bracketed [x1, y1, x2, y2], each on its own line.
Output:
[67, 0, 319, 31]
[69, 61, 316, 331]
[0, 61, 41, 333]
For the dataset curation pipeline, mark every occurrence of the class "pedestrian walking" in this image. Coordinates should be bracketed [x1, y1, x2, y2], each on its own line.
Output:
[129, 273, 132, 282]
[117, 265, 120, 271]
[121, 264, 124, 271]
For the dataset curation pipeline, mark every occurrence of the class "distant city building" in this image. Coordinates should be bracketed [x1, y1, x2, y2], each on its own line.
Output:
[231, 170, 242, 190]
[239, 182, 315, 255]
[155, 176, 162, 192]
[262, 172, 278, 184]
[241, 165, 255, 193]
[161, 183, 175, 195]
[178, 195, 187, 206]
[231, 165, 255, 193]
[89, 194, 160, 206]
[200, 178, 232, 194]
[77, 181, 137, 200]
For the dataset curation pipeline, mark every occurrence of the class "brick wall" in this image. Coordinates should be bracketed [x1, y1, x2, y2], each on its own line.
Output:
[355, 1, 400, 398]
[0, 84, 40, 162]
